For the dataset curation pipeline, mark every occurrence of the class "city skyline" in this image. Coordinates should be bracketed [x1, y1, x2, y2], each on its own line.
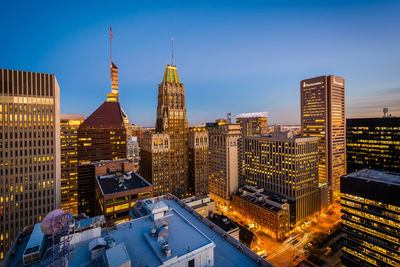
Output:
[2, 1, 400, 127]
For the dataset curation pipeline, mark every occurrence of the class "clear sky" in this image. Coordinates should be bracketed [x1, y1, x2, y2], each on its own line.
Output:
[1, 0, 400, 126]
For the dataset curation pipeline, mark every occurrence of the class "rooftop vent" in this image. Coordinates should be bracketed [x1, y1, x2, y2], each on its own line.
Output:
[104, 236, 116, 248]
[22, 224, 45, 266]
[162, 241, 172, 257]
[150, 227, 157, 237]
[89, 237, 106, 260]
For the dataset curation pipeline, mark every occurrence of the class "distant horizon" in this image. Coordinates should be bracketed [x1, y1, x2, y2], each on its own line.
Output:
[2, 1, 400, 126]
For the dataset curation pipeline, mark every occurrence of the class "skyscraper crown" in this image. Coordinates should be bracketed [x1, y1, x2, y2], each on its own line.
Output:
[162, 65, 181, 83]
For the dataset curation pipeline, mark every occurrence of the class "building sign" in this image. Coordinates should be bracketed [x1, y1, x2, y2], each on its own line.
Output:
[333, 78, 343, 86]
[303, 81, 323, 87]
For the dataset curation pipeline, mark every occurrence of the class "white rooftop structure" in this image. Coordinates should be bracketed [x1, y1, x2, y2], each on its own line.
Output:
[236, 112, 268, 119]
[106, 243, 131, 267]
[70, 195, 271, 267]
[6, 195, 272, 267]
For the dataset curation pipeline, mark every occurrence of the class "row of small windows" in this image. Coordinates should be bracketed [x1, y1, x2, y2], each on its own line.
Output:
[0, 131, 53, 139]
[0, 69, 54, 97]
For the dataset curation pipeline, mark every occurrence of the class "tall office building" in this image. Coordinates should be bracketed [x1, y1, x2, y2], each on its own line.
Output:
[60, 114, 84, 216]
[141, 65, 190, 198]
[140, 131, 171, 196]
[301, 75, 346, 200]
[0, 69, 60, 260]
[207, 123, 241, 211]
[347, 116, 400, 173]
[77, 29, 129, 215]
[241, 131, 320, 225]
[77, 102, 127, 216]
[188, 127, 209, 196]
[78, 102, 127, 163]
[341, 169, 400, 267]
[236, 112, 268, 137]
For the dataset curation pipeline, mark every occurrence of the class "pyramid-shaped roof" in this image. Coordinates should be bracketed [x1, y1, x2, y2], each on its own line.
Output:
[162, 65, 181, 83]
[80, 102, 125, 129]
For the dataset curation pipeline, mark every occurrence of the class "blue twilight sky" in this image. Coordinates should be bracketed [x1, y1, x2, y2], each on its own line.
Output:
[1, 0, 400, 126]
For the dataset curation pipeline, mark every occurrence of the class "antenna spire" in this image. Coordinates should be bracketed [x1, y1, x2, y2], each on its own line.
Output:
[171, 37, 174, 66]
[110, 25, 113, 68]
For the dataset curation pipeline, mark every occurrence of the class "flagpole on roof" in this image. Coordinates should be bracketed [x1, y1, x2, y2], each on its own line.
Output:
[110, 25, 113, 68]
[171, 37, 174, 66]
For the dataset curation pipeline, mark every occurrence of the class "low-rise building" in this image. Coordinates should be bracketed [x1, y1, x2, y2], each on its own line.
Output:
[95, 170, 153, 225]
[208, 213, 239, 241]
[232, 186, 290, 240]
[182, 194, 215, 217]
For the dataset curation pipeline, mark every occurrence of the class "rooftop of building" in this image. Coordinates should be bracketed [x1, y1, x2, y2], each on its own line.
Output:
[341, 169, 400, 206]
[236, 112, 269, 119]
[79, 101, 125, 129]
[4, 195, 271, 267]
[206, 123, 241, 133]
[347, 116, 400, 125]
[60, 114, 85, 120]
[96, 171, 152, 195]
[208, 213, 238, 234]
[236, 186, 289, 212]
[162, 64, 181, 84]
[245, 131, 318, 142]
[72, 208, 214, 266]
[182, 194, 214, 210]
[89, 158, 131, 166]
[344, 169, 400, 187]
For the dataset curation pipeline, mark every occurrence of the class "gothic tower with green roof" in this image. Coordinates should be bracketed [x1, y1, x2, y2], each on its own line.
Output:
[141, 64, 190, 197]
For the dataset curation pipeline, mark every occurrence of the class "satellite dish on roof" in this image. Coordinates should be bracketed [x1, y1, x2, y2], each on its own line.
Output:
[41, 209, 69, 235]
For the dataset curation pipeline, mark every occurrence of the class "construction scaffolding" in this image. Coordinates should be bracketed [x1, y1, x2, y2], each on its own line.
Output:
[41, 210, 72, 267]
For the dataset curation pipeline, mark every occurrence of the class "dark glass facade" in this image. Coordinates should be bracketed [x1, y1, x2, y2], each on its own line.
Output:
[341, 169, 400, 266]
[347, 117, 400, 173]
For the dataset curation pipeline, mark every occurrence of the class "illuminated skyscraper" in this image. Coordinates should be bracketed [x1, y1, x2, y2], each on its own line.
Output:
[0, 69, 60, 260]
[241, 131, 320, 225]
[77, 102, 127, 216]
[141, 64, 190, 198]
[301, 75, 346, 201]
[77, 28, 130, 215]
[347, 116, 400, 173]
[60, 114, 84, 216]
